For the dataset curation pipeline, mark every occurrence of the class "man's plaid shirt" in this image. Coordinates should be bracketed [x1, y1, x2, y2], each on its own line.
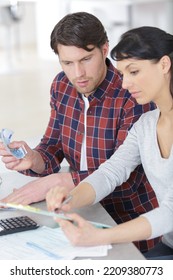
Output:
[25, 59, 160, 252]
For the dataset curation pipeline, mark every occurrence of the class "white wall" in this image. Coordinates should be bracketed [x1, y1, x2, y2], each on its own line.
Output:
[35, 0, 70, 60]
[131, 1, 173, 34]
[0, 1, 36, 49]
[1, 0, 173, 60]
[35, 0, 173, 60]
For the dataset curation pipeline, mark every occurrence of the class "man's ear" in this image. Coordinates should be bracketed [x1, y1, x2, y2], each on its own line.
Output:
[160, 55, 171, 74]
[102, 42, 109, 57]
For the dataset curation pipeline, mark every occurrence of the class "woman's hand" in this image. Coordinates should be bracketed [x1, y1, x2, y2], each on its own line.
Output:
[46, 186, 72, 213]
[55, 213, 109, 246]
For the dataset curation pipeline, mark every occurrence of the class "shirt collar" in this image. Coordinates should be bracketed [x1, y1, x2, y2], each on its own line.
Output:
[88, 58, 118, 102]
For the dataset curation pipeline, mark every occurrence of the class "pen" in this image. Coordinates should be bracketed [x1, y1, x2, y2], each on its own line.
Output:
[26, 241, 62, 259]
[54, 194, 72, 213]
[62, 194, 72, 205]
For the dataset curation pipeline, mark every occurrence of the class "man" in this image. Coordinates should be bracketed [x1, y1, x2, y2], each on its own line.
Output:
[0, 12, 159, 252]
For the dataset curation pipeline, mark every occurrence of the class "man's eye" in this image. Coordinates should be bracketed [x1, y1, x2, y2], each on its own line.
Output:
[64, 62, 72, 65]
[83, 57, 91, 61]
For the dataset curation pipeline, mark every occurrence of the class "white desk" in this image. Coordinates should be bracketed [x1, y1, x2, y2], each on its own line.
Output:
[0, 171, 145, 260]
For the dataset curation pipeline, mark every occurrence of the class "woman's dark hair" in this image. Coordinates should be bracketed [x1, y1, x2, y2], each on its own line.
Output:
[50, 12, 108, 54]
[111, 26, 173, 97]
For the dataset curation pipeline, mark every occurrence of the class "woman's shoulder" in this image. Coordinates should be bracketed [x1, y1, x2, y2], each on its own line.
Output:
[130, 108, 159, 135]
[137, 108, 159, 124]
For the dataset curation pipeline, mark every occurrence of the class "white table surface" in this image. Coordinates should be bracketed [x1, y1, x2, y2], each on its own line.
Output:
[0, 171, 145, 260]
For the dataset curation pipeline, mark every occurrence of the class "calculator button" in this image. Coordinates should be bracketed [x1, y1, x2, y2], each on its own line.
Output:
[0, 226, 4, 231]
[0, 216, 39, 236]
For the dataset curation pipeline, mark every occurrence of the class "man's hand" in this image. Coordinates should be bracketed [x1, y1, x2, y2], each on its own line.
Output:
[0, 173, 75, 205]
[0, 141, 44, 173]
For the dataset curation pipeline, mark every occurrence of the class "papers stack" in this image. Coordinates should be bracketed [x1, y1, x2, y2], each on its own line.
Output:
[0, 226, 112, 260]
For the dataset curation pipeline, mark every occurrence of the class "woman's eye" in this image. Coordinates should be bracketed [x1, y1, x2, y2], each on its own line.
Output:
[130, 70, 139, 75]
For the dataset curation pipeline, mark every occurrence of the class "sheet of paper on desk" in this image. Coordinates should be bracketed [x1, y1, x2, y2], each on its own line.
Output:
[0, 226, 111, 260]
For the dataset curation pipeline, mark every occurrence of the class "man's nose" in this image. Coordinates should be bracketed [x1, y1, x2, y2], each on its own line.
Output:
[74, 63, 85, 77]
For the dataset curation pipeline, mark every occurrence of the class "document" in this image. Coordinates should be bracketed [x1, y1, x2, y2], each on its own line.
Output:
[0, 226, 111, 260]
[0, 202, 112, 229]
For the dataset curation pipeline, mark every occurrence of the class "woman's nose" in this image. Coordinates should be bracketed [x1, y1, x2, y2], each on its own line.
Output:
[122, 77, 132, 90]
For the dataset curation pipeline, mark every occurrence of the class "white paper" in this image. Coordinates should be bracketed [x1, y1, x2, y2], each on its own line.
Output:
[0, 226, 111, 260]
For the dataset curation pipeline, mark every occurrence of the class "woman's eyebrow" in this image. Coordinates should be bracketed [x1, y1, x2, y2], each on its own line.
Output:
[125, 63, 137, 70]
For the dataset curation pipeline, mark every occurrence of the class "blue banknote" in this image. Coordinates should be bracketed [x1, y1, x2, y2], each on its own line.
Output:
[0, 128, 27, 159]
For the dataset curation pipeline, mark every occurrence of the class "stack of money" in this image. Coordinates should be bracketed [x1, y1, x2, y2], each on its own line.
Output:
[0, 128, 27, 159]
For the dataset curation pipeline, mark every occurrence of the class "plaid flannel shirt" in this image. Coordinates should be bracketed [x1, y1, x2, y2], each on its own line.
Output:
[24, 58, 160, 252]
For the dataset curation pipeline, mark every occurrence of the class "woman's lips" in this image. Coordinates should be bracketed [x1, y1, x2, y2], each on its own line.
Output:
[131, 91, 141, 99]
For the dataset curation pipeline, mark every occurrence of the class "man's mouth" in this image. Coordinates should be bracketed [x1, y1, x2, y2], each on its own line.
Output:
[76, 80, 89, 87]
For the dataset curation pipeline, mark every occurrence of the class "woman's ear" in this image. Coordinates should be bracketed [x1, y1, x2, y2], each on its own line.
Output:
[160, 55, 171, 73]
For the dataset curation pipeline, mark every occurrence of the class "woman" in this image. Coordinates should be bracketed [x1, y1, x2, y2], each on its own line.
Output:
[46, 26, 173, 259]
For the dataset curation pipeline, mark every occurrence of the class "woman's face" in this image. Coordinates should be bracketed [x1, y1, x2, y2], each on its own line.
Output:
[117, 57, 170, 105]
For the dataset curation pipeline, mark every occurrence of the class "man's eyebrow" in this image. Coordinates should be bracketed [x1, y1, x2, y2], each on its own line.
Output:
[80, 53, 94, 61]
[60, 59, 72, 63]
[60, 53, 93, 63]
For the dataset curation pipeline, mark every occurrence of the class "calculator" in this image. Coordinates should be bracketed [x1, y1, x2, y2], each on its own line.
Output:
[0, 216, 39, 236]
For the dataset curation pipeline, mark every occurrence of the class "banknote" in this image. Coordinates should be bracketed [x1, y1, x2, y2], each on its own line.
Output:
[0, 128, 27, 159]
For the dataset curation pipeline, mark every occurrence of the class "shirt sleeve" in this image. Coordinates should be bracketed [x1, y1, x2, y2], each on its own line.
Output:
[82, 124, 142, 203]
[141, 187, 173, 239]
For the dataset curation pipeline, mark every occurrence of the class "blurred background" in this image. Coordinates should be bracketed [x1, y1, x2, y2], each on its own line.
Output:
[0, 0, 173, 142]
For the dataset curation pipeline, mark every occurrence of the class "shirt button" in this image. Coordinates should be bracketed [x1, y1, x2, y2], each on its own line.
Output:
[77, 131, 83, 135]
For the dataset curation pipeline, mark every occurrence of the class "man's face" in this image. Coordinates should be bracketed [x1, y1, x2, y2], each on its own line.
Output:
[57, 43, 108, 97]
